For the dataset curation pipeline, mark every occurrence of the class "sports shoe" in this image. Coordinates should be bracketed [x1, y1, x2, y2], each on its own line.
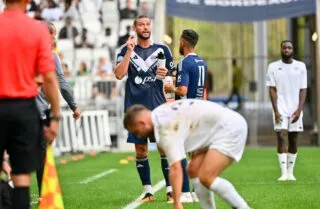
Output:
[287, 174, 296, 181]
[138, 193, 155, 202]
[277, 174, 288, 181]
[191, 192, 199, 202]
[167, 192, 173, 202]
[180, 192, 194, 203]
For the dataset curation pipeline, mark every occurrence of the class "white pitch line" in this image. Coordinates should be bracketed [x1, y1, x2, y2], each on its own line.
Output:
[79, 169, 118, 184]
[122, 179, 165, 209]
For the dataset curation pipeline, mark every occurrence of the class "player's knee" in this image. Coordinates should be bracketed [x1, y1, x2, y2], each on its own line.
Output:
[277, 131, 286, 140]
[198, 172, 216, 188]
[135, 144, 148, 157]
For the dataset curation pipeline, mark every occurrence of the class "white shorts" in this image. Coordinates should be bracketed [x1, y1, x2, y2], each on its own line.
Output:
[273, 113, 304, 132]
[209, 114, 248, 162]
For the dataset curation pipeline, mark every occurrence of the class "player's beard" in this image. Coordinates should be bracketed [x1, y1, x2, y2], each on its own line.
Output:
[137, 32, 151, 40]
[281, 52, 293, 62]
[179, 46, 184, 55]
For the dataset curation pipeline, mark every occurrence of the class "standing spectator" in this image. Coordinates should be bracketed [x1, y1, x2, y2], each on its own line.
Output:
[58, 15, 79, 39]
[35, 21, 81, 195]
[225, 58, 243, 110]
[266, 40, 307, 181]
[165, 29, 207, 100]
[119, 0, 138, 20]
[0, 1, 60, 209]
[114, 15, 192, 203]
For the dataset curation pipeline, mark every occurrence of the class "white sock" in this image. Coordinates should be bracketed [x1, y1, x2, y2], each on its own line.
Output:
[209, 177, 248, 209]
[166, 186, 172, 193]
[278, 153, 287, 176]
[287, 153, 297, 175]
[144, 185, 153, 194]
[192, 178, 216, 209]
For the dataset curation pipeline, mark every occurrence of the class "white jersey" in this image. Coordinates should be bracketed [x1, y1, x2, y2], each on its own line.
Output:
[151, 99, 247, 166]
[266, 59, 307, 117]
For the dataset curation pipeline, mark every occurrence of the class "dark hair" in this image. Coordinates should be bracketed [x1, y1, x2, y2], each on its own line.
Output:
[123, 104, 148, 129]
[181, 29, 199, 48]
[280, 40, 293, 48]
[133, 15, 151, 26]
[5, 0, 22, 3]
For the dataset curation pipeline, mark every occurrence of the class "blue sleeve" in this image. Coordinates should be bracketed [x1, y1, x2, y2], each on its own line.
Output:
[162, 45, 175, 71]
[54, 53, 77, 111]
[176, 60, 189, 87]
[116, 45, 128, 65]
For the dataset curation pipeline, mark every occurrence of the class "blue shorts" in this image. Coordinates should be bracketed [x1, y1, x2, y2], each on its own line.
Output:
[127, 132, 156, 144]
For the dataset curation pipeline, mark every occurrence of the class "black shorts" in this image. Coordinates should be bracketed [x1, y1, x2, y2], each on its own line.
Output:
[0, 98, 41, 174]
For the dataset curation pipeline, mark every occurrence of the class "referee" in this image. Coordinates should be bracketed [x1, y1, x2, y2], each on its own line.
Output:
[0, 1, 61, 209]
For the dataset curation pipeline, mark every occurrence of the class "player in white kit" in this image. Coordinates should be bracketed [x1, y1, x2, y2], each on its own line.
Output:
[124, 99, 250, 209]
[266, 40, 307, 181]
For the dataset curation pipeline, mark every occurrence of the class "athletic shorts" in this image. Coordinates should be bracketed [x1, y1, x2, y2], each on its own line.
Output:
[127, 132, 156, 144]
[0, 98, 41, 174]
[209, 114, 248, 162]
[273, 113, 304, 132]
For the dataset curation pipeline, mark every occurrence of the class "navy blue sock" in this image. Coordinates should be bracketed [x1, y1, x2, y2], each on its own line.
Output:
[160, 156, 170, 187]
[181, 158, 190, 192]
[136, 156, 151, 185]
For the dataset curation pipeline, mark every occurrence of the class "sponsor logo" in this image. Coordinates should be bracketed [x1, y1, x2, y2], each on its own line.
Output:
[177, 75, 182, 82]
[134, 76, 157, 85]
[195, 59, 203, 63]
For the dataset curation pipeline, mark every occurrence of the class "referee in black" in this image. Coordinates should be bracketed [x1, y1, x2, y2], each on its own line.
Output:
[0, 0, 61, 209]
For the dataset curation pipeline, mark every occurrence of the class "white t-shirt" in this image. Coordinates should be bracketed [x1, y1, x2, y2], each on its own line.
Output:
[266, 59, 307, 117]
[151, 99, 244, 166]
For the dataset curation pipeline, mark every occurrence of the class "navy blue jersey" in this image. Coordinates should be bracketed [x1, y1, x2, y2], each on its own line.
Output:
[176, 53, 207, 99]
[117, 42, 174, 111]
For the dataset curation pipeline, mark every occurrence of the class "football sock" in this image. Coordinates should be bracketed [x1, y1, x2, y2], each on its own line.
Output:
[160, 155, 170, 187]
[12, 186, 30, 209]
[181, 158, 190, 192]
[192, 178, 216, 209]
[136, 156, 151, 186]
[143, 185, 153, 194]
[287, 153, 297, 175]
[209, 177, 248, 209]
[278, 153, 287, 176]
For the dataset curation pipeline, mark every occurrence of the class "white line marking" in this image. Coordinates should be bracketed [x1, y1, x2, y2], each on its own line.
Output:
[79, 169, 117, 184]
[122, 179, 165, 209]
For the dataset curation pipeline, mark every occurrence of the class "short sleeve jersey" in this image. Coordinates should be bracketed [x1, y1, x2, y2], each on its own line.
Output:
[266, 59, 307, 116]
[116, 42, 174, 111]
[176, 53, 207, 100]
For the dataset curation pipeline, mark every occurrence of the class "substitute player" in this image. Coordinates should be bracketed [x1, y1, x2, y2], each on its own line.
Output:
[0, 1, 60, 208]
[266, 40, 307, 181]
[114, 15, 192, 202]
[123, 99, 250, 209]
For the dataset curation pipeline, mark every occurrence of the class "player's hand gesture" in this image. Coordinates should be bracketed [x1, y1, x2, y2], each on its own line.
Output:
[274, 111, 282, 124]
[126, 35, 135, 52]
[291, 109, 301, 123]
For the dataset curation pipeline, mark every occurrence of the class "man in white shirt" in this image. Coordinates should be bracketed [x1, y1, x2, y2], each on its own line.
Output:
[266, 40, 307, 181]
[123, 99, 250, 209]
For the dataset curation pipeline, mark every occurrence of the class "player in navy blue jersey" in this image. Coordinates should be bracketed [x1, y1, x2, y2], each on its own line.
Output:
[114, 15, 193, 203]
[165, 29, 207, 100]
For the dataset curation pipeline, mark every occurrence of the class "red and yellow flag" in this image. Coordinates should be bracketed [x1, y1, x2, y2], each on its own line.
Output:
[39, 144, 64, 209]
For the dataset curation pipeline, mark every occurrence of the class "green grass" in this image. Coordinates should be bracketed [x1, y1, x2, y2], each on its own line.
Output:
[31, 148, 320, 209]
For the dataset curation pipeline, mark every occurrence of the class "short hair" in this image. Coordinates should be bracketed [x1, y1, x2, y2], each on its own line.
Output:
[133, 15, 151, 26]
[123, 104, 148, 129]
[280, 40, 293, 48]
[181, 29, 199, 48]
